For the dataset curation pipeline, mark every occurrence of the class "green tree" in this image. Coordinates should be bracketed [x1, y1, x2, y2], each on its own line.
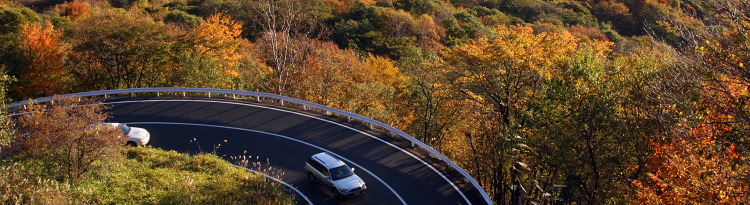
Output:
[528, 40, 648, 204]
[0, 66, 14, 153]
[69, 7, 177, 90]
[0, 3, 39, 37]
[0, 3, 40, 90]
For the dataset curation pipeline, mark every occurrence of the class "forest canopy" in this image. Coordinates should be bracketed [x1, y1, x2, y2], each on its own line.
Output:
[0, 0, 748, 204]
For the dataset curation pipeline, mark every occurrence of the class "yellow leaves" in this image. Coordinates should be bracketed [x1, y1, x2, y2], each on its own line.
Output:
[191, 13, 249, 87]
[193, 13, 245, 59]
[486, 25, 580, 80]
[206, 13, 243, 38]
[365, 54, 409, 87]
[224, 69, 240, 78]
[438, 25, 583, 106]
[583, 40, 614, 57]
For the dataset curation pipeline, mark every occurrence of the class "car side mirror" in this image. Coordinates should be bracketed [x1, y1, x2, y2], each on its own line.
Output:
[351, 168, 355, 172]
[325, 176, 331, 179]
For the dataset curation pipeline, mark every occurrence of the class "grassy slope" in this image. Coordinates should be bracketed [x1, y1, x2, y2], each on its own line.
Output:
[0, 146, 293, 204]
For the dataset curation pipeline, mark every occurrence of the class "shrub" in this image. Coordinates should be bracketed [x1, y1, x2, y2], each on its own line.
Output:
[73, 146, 294, 204]
[0, 163, 71, 204]
[13, 96, 120, 181]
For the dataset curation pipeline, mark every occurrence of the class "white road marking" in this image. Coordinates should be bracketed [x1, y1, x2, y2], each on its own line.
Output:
[10, 98, 473, 204]
[230, 164, 314, 205]
[125, 121, 405, 205]
[108, 98, 471, 204]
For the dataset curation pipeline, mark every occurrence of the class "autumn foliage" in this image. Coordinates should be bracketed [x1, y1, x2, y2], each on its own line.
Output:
[12, 21, 68, 99]
[633, 99, 750, 204]
[13, 96, 120, 180]
[632, 124, 749, 204]
[62, 0, 90, 18]
[0, 0, 750, 203]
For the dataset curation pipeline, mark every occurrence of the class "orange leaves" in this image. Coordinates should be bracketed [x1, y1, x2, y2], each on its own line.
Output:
[62, 0, 90, 19]
[13, 21, 68, 99]
[633, 137, 748, 204]
[634, 90, 748, 204]
[633, 10, 750, 201]
[191, 13, 250, 87]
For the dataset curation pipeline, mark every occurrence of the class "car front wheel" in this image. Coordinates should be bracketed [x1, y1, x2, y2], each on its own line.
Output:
[126, 141, 137, 146]
[331, 187, 340, 198]
[307, 172, 316, 184]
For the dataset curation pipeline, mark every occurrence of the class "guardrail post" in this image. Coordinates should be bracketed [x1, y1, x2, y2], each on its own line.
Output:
[131, 93, 135, 97]
[157, 92, 160, 97]
[281, 100, 284, 106]
[303, 105, 307, 110]
[233, 94, 236, 99]
[6, 87, 494, 204]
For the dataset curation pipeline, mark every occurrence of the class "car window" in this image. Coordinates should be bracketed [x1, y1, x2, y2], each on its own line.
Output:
[308, 158, 330, 177]
[120, 124, 131, 135]
[329, 165, 354, 180]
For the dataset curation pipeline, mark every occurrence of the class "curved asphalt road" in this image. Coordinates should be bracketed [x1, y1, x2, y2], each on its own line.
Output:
[105, 97, 482, 205]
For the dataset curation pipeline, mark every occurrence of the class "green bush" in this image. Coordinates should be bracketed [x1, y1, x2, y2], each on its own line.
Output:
[164, 10, 203, 27]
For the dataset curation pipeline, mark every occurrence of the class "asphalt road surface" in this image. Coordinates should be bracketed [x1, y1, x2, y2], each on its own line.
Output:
[105, 97, 484, 205]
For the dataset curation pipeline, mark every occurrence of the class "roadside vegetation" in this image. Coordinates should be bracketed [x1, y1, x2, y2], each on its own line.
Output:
[1, 0, 748, 203]
[0, 96, 293, 204]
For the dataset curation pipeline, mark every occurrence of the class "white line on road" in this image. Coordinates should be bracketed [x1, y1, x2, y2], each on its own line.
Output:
[229, 164, 314, 205]
[125, 121, 406, 205]
[107, 99, 470, 204]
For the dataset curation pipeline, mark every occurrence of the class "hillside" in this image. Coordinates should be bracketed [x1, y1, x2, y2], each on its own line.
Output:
[1, 0, 748, 203]
[0, 97, 293, 204]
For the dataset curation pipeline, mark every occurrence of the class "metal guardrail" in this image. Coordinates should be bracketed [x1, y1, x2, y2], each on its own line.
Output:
[8, 87, 493, 205]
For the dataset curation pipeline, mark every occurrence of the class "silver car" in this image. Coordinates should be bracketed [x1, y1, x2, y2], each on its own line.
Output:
[304, 152, 366, 198]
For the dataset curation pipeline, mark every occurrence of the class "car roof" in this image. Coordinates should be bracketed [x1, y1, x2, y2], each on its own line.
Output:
[312, 152, 346, 168]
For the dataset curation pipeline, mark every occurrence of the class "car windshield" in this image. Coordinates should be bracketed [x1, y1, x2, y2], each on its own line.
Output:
[329, 165, 354, 180]
[119, 124, 131, 135]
